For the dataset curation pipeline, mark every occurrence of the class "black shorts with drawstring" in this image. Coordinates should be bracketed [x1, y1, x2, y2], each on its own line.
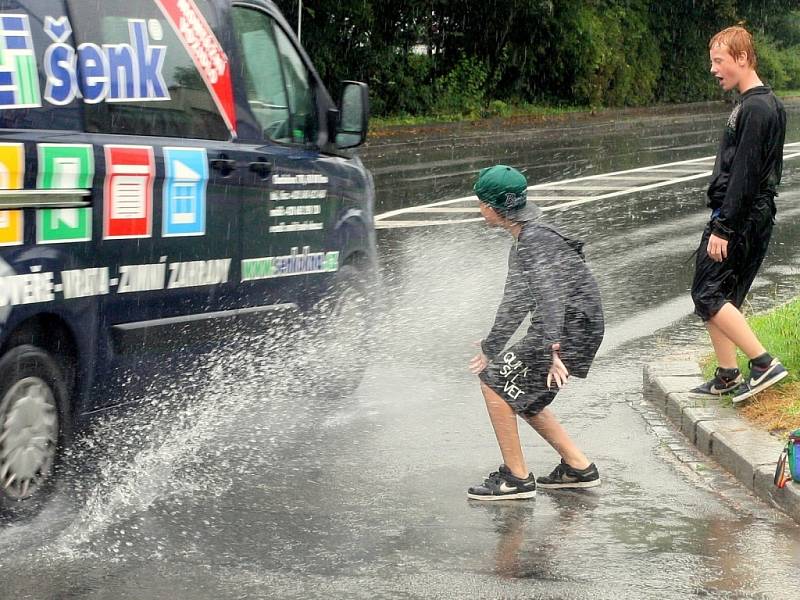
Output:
[479, 345, 557, 417]
[691, 199, 775, 321]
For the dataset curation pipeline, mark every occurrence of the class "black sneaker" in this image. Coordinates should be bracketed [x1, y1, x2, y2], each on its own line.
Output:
[690, 367, 742, 395]
[536, 459, 601, 489]
[467, 465, 536, 501]
[731, 358, 789, 405]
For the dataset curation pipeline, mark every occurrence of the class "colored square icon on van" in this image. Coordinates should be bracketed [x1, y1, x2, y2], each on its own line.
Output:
[162, 147, 208, 237]
[103, 145, 155, 239]
[0, 143, 24, 189]
[0, 210, 23, 246]
[0, 14, 41, 109]
[37, 144, 94, 190]
[37, 208, 91, 244]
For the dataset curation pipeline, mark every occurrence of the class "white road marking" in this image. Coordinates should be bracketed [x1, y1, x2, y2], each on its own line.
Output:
[537, 184, 634, 191]
[374, 141, 800, 229]
[377, 217, 484, 229]
[411, 207, 481, 213]
[528, 195, 597, 201]
[540, 172, 710, 211]
[650, 166, 715, 173]
[594, 174, 680, 181]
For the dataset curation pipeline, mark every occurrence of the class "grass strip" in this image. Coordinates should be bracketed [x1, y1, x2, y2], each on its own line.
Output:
[702, 298, 800, 435]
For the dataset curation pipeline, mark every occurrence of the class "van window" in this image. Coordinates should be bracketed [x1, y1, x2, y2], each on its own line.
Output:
[67, 0, 229, 140]
[232, 7, 317, 145]
[0, 0, 82, 130]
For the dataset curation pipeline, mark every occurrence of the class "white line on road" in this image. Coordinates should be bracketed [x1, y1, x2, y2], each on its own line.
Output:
[374, 142, 800, 229]
[377, 217, 484, 229]
[410, 207, 481, 213]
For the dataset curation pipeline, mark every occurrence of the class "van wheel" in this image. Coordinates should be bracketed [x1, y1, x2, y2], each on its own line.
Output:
[311, 264, 374, 397]
[0, 345, 70, 517]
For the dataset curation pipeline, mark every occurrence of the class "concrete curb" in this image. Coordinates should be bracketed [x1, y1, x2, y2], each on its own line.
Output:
[643, 362, 800, 523]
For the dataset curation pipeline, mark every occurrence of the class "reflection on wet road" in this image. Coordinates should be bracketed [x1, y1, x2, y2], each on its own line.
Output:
[2, 103, 800, 598]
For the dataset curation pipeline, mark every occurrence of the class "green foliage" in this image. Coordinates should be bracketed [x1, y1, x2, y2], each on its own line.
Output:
[755, 31, 800, 91]
[432, 55, 488, 117]
[552, 0, 660, 107]
[757, 36, 789, 90]
[771, 11, 800, 46]
[272, 0, 800, 119]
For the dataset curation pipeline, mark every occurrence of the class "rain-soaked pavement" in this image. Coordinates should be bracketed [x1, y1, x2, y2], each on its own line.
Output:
[2, 102, 800, 599]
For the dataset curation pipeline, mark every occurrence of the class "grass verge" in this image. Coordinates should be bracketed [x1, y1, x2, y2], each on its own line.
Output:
[370, 102, 589, 133]
[701, 298, 800, 435]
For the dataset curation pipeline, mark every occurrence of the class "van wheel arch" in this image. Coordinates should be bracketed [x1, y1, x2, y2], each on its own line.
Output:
[2, 315, 80, 399]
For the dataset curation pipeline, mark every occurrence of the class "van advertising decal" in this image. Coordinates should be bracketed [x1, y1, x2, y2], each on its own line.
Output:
[0, 142, 24, 189]
[43, 16, 169, 105]
[37, 209, 91, 244]
[0, 14, 41, 108]
[162, 147, 208, 237]
[0, 258, 233, 307]
[154, 0, 237, 137]
[241, 247, 339, 282]
[0, 210, 23, 246]
[103, 145, 155, 239]
[0, 143, 24, 246]
[36, 144, 94, 244]
[0, 12, 170, 108]
[269, 172, 328, 234]
[36, 144, 94, 189]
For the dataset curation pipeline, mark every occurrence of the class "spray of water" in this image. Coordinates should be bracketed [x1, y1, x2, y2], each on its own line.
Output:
[48, 309, 363, 555]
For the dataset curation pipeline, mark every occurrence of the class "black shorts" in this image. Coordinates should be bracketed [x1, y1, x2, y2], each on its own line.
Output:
[691, 201, 774, 321]
[479, 345, 556, 417]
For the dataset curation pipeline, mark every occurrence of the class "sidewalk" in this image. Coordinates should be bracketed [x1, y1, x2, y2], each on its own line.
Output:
[643, 361, 800, 523]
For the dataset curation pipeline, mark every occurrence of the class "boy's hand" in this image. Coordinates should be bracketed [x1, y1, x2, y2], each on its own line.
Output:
[547, 344, 569, 389]
[707, 233, 729, 262]
[469, 341, 489, 374]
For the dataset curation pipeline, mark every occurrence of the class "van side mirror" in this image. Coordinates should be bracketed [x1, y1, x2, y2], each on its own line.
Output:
[335, 81, 369, 149]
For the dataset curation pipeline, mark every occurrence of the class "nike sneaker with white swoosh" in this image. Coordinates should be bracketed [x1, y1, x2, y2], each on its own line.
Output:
[467, 465, 536, 500]
[690, 367, 742, 396]
[536, 459, 601, 489]
[731, 358, 789, 405]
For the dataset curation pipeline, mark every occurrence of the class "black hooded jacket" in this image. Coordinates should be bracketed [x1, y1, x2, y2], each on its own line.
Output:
[480, 222, 604, 379]
[706, 86, 786, 239]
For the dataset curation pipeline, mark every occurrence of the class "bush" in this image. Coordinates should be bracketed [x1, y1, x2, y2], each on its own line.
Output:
[781, 46, 800, 88]
[432, 55, 489, 117]
[372, 53, 436, 117]
[757, 36, 789, 90]
[482, 100, 510, 118]
[555, 1, 660, 108]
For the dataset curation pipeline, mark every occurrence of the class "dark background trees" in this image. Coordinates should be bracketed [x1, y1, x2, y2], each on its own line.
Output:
[273, 0, 800, 117]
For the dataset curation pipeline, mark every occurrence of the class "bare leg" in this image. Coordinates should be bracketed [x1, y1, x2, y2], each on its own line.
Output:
[708, 302, 766, 360]
[480, 382, 529, 479]
[522, 407, 590, 470]
[706, 319, 738, 369]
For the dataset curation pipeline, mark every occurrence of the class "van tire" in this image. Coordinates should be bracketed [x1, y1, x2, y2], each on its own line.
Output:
[310, 264, 374, 398]
[0, 345, 71, 518]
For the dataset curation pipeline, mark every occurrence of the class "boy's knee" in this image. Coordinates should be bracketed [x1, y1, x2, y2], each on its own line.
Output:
[692, 291, 723, 322]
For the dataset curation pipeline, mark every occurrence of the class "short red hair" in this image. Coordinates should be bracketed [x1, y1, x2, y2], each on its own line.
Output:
[709, 26, 757, 69]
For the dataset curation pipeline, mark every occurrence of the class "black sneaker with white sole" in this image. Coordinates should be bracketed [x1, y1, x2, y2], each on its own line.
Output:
[690, 367, 742, 396]
[731, 358, 789, 405]
[536, 460, 601, 489]
[467, 465, 536, 501]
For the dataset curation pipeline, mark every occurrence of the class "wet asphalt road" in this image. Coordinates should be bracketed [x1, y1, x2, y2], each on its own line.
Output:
[2, 102, 800, 599]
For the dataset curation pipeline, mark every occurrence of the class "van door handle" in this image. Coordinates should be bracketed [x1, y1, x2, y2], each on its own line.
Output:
[248, 161, 272, 178]
[209, 157, 237, 176]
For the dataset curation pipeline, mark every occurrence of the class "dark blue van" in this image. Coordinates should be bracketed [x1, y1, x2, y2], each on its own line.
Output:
[0, 0, 375, 514]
